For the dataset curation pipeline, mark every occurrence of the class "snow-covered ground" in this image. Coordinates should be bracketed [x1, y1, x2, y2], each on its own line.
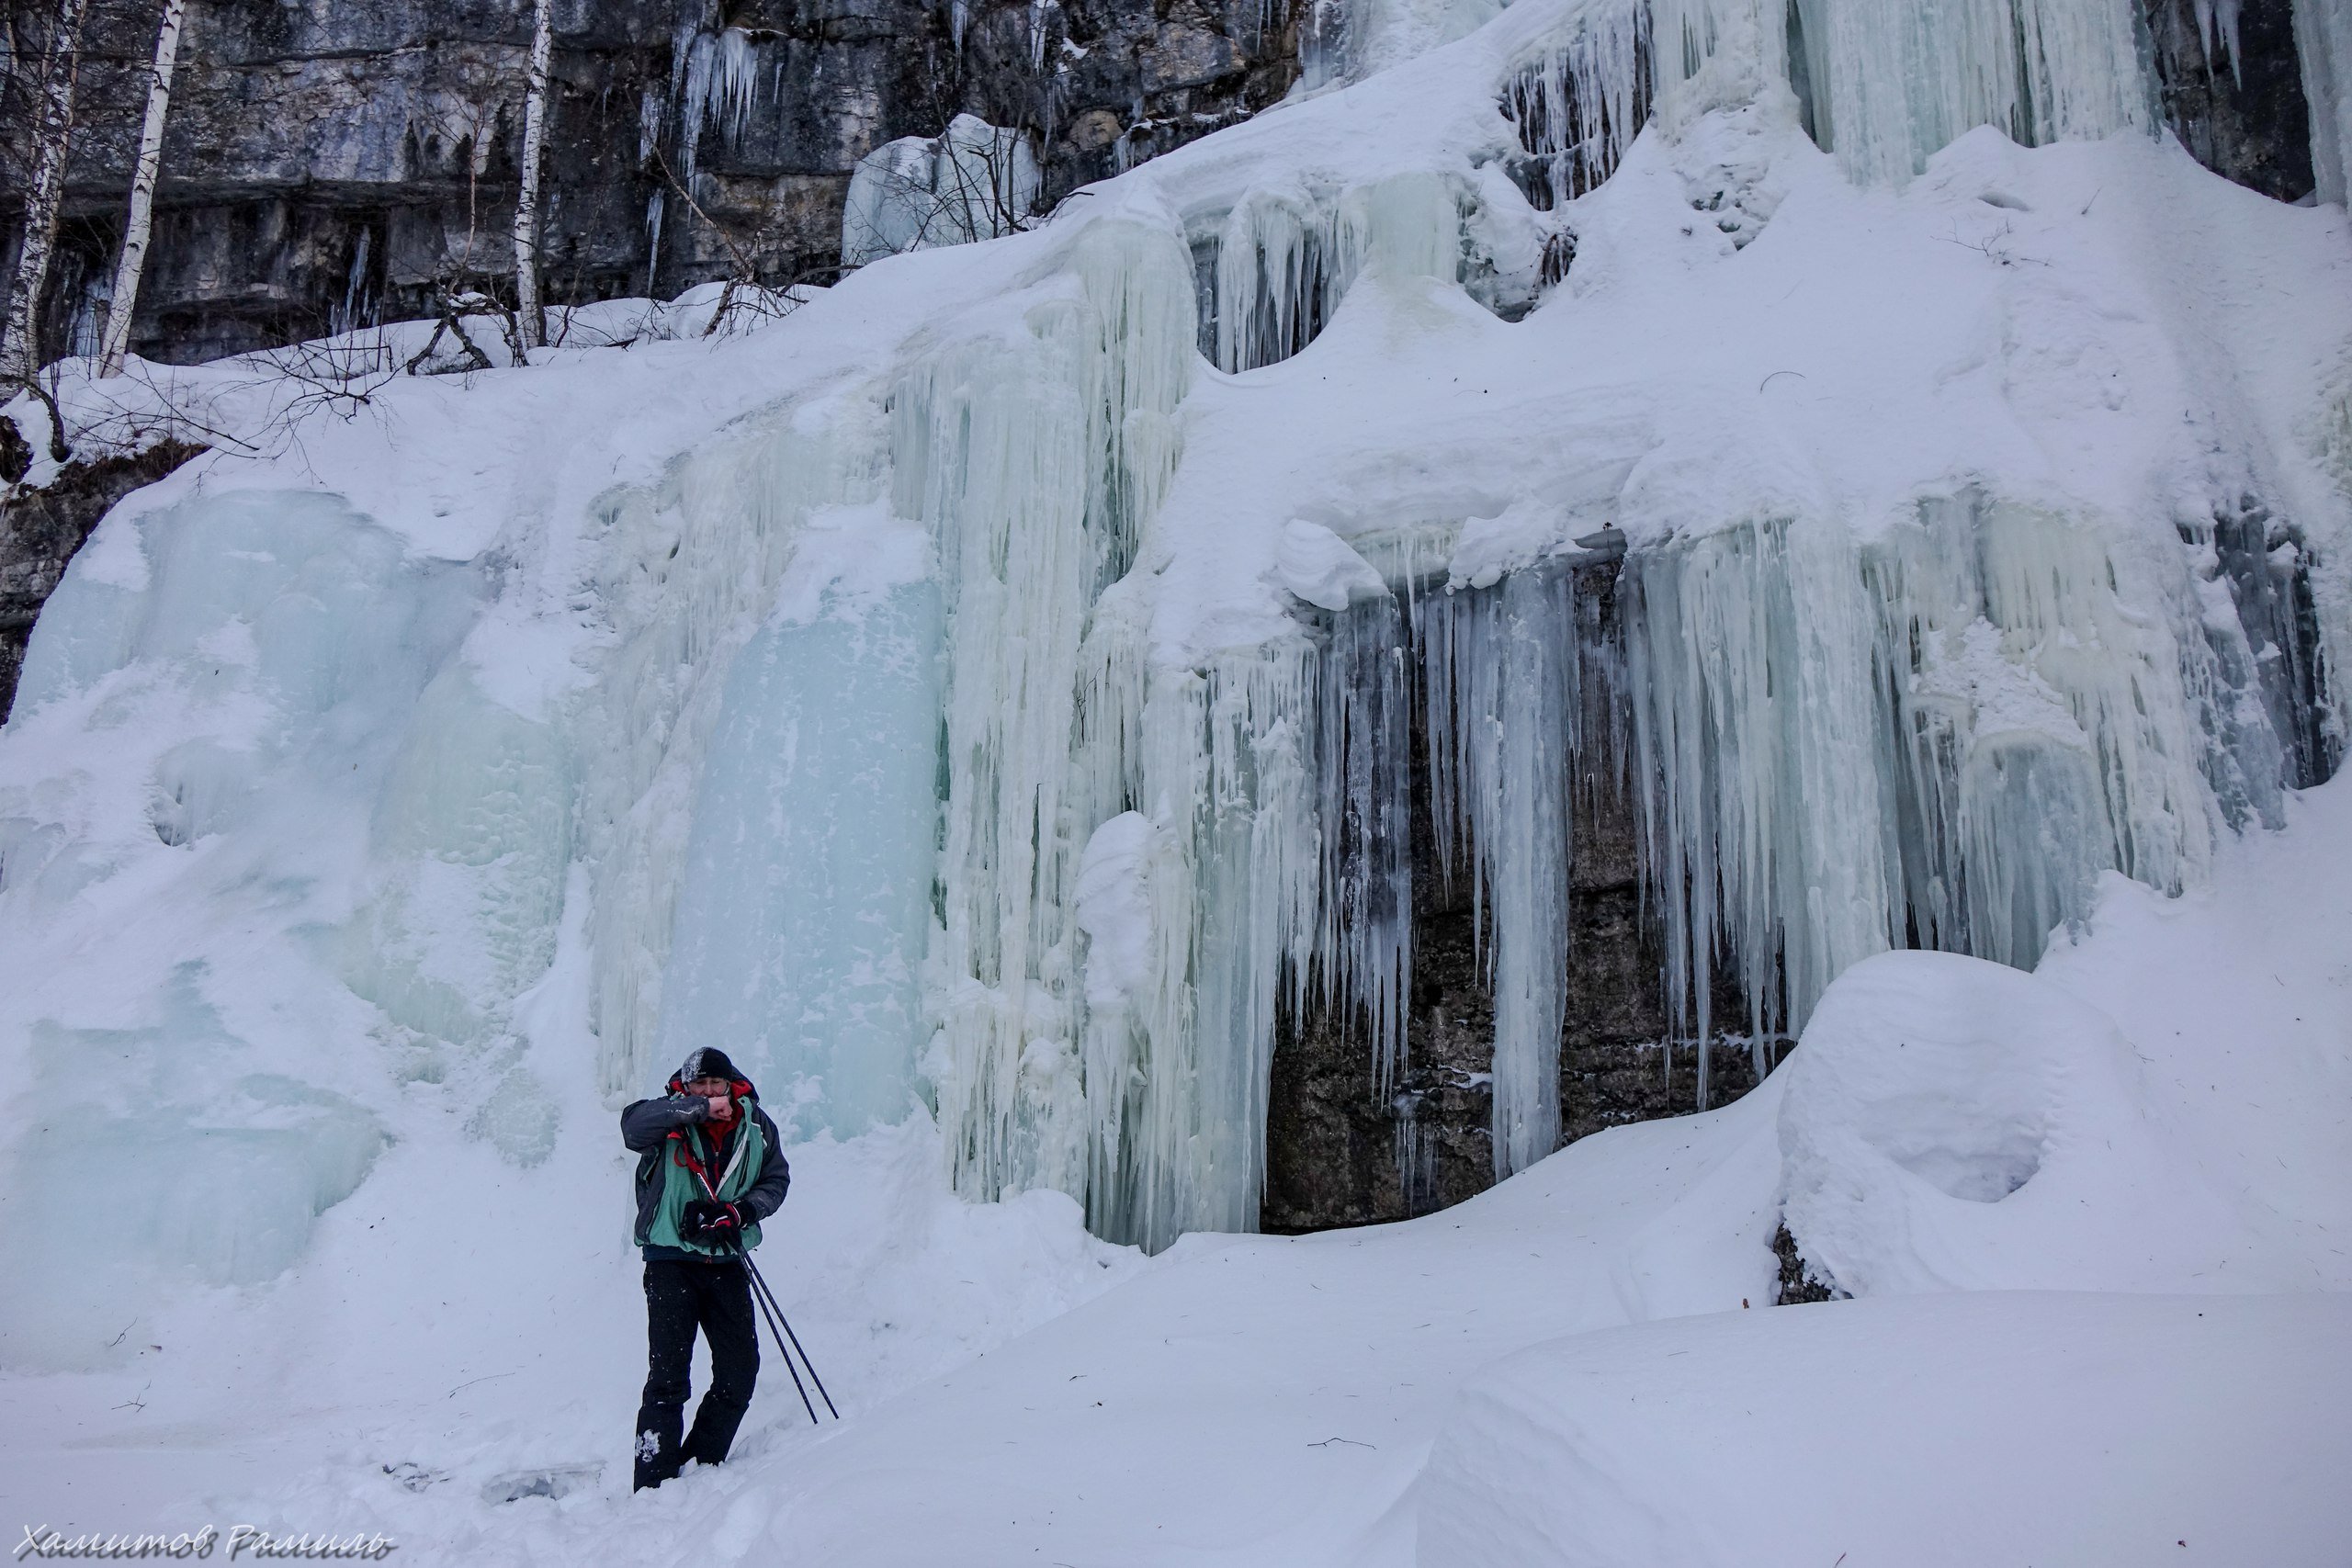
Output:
[5, 774, 2347, 1562]
[5, 0, 2350, 1558]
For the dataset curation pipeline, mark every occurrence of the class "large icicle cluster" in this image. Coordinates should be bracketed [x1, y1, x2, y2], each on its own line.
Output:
[1423, 567, 1583, 1177]
[1495, 0, 2152, 192]
[907, 221, 1197, 1216]
[1499, 0, 1653, 207]
[1204, 172, 1463, 371]
[1619, 490, 2324, 1078]
[1787, 0, 2150, 184]
[670, 24, 762, 185]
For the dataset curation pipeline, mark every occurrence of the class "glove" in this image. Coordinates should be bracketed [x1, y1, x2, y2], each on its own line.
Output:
[680, 1199, 745, 1247]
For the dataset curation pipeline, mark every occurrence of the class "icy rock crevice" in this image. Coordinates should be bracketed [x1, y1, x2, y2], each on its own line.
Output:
[1201, 172, 1464, 371]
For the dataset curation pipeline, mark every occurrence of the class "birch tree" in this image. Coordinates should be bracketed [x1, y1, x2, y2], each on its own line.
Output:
[96, 0, 187, 379]
[510, 0, 554, 349]
[0, 0, 93, 386]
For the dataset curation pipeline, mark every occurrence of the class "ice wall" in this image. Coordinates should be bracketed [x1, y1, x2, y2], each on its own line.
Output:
[582, 400, 893, 1102]
[654, 556, 943, 1142]
[0, 490, 479, 1363]
[4, 0, 2346, 1342]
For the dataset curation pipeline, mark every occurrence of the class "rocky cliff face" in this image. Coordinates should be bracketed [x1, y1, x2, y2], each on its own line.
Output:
[0, 439, 198, 716]
[2, 0, 1300, 366]
[0, 0, 2330, 370]
[2144, 0, 2315, 204]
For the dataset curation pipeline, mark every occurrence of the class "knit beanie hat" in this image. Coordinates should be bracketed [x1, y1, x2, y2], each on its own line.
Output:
[673, 1047, 744, 1087]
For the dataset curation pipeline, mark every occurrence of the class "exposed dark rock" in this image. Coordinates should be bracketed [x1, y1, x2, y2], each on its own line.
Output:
[0, 0, 1303, 367]
[2143, 0, 2317, 204]
[0, 439, 202, 719]
[1262, 558, 1781, 1235]
[1772, 1219, 1838, 1304]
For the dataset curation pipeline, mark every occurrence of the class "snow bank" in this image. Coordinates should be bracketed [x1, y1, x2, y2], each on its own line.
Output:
[0, 1107, 1140, 1537]
[1417, 1291, 2352, 1568]
[1777, 950, 2301, 1295]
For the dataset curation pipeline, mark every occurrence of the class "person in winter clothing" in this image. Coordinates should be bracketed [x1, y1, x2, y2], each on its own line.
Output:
[620, 1046, 791, 1491]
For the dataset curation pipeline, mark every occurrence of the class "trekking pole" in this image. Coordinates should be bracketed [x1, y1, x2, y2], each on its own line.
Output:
[738, 1248, 840, 1419]
[676, 1150, 826, 1424]
[734, 1243, 821, 1424]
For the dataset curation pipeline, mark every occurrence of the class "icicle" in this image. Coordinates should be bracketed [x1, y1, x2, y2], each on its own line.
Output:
[1500, 2, 1653, 209]
[644, 189, 665, 295]
[909, 220, 1195, 1219]
[2299, 0, 2352, 207]
[638, 86, 664, 163]
[1789, 0, 2151, 185]
[1210, 172, 1459, 372]
[1422, 563, 1578, 1179]
[1317, 592, 1413, 1092]
[2193, 0, 2245, 85]
[673, 25, 760, 186]
[1029, 0, 1055, 69]
[1392, 1089, 1435, 1213]
[330, 229, 373, 338]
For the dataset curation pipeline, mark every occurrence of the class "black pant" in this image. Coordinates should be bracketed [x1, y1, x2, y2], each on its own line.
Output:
[634, 1258, 759, 1490]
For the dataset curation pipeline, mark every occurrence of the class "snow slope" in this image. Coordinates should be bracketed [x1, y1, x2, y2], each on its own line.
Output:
[1421, 1291, 2352, 1568]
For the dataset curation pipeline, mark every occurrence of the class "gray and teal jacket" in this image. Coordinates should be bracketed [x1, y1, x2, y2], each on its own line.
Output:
[621, 1087, 790, 1263]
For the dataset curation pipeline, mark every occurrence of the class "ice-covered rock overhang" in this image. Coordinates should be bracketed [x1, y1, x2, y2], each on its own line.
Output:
[1, 0, 2349, 1359]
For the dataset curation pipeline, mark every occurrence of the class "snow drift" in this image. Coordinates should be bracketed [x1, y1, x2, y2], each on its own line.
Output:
[1417, 1291, 2352, 1568]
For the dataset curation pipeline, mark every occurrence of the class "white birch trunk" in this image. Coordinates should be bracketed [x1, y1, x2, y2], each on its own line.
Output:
[1, 0, 94, 385]
[511, 0, 556, 350]
[96, 0, 189, 379]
